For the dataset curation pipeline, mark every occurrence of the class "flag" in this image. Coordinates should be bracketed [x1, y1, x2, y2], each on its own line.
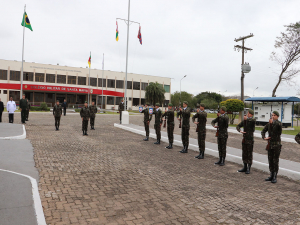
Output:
[88, 53, 91, 68]
[21, 12, 33, 31]
[137, 26, 142, 45]
[116, 21, 119, 41]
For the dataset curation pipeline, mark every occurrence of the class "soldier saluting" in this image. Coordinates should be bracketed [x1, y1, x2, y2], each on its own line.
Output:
[80, 101, 90, 136]
[89, 101, 97, 130]
[211, 106, 229, 166]
[177, 101, 191, 153]
[192, 103, 207, 159]
[236, 109, 256, 174]
[162, 103, 175, 149]
[53, 100, 62, 131]
[152, 103, 162, 144]
[261, 111, 282, 183]
[140, 103, 152, 141]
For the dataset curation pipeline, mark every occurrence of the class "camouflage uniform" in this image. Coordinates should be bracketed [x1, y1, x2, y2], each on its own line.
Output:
[295, 132, 300, 144]
[261, 120, 282, 174]
[141, 107, 152, 137]
[236, 117, 256, 164]
[119, 102, 124, 122]
[19, 98, 27, 123]
[153, 108, 162, 140]
[80, 106, 90, 132]
[53, 104, 62, 128]
[192, 110, 207, 153]
[89, 105, 97, 128]
[162, 110, 175, 144]
[211, 114, 229, 159]
[177, 107, 191, 148]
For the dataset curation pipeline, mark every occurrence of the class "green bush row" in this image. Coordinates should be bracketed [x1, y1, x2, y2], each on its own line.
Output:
[30, 106, 50, 111]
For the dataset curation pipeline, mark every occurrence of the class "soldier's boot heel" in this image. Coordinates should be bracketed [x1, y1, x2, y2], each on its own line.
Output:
[271, 172, 277, 183]
[238, 163, 247, 173]
[83, 131, 85, 136]
[179, 146, 185, 152]
[154, 139, 160, 144]
[219, 158, 225, 166]
[165, 143, 171, 149]
[215, 157, 222, 165]
[180, 146, 188, 153]
[169, 143, 173, 149]
[245, 164, 251, 174]
[195, 152, 201, 158]
[85, 131, 88, 136]
[143, 136, 149, 141]
[198, 151, 204, 159]
[265, 173, 273, 181]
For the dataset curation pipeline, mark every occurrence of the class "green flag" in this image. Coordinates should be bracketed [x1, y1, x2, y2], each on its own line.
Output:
[21, 12, 33, 31]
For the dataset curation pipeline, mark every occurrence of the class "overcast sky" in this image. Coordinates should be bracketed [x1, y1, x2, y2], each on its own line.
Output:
[1, 0, 300, 98]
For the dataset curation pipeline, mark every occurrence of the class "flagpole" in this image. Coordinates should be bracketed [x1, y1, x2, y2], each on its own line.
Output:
[88, 51, 90, 106]
[20, 4, 26, 99]
[124, 0, 130, 112]
[102, 53, 104, 111]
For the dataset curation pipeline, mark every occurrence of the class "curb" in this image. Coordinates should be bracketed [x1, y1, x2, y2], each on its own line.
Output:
[0, 125, 26, 140]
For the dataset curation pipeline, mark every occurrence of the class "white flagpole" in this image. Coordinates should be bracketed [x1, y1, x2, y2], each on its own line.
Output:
[124, 0, 130, 112]
[20, 4, 26, 99]
[88, 51, 90, 106]
[102, 53, 104, 110]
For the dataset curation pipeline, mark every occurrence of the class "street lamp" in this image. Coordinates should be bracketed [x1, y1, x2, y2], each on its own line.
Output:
[253, 87, 258, 97]
[180, 75, 187, 106]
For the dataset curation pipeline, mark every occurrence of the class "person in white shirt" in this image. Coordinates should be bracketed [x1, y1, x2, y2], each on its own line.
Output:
[6, 97, 16, 123]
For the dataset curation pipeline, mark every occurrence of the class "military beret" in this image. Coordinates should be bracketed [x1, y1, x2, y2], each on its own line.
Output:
[183, 101, 188, 105]
[221, 106, 227, 112]
[168, 103, 173, 106]
[248, 109, 254, 115]
[155, 103, 160, 106]
[145, 102, 150, 106]
[200, 103, 205, 108]
[273, 111, 279, 116]
[84, 101, 88, 103]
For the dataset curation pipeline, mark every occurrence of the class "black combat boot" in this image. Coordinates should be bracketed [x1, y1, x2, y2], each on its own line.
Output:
[238, 163, 247, 172]
[245, 164, 251, 174]
[85, 131, 88, 136]
[56, 126, 58, 131]
[215, 157, 222, 165]
[179, 146, 185, 153]
[92, 126, 95, 130]
[165, 143, 171, 149]
[265, 173, 273, 181]
[83, 131, 85, 135]
[219, 157, 225, 166]
[143, 136, 149, 141]
[271, 172, 277, 183]
[195, 152, 201, 159]
[198, 151, 204, 159]
[57, 126, 59, 131]
[154, 139, 160, 144]
[169, 143, 173, 149]
[180, 146, 188, 153]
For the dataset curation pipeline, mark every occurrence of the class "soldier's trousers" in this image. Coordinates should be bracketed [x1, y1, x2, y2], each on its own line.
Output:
[167, 124, 174, 143]
[217, 137, 227, 158]
[82, 119, 89, 132]
[154, 124, 161, 140]
[26, 109, 29, 120]
[198, 131, 206, 152]
[242, 143, 253, 164]
[181, 126, 190, 147]
[90, 116, 95, 127]
[21, 109, 26, 123]
[55, 117, 61, 127]
[144, 121, 149, 136]
[119, 111, 122, 122]
[268, 146, 281, 173]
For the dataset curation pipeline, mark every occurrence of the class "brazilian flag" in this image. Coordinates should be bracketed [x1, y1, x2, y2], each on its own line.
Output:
[21, 12, 33, 31]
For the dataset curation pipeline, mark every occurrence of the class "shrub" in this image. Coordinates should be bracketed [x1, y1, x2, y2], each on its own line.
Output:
[40, 102, 48, 111]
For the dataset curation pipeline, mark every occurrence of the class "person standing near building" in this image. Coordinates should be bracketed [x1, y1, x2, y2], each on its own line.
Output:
[211, 106, 229, 166]
[62, 99, 67, 116]
[26, 99, 30, 121]
[177, 101, 191, 153]
[192, 103, 207, 159]
[140, 103, 152, 141]
[261, 111, 282, 183]
[7, 97, 16, 123]
[162, 103, 175, 149]
[0, 98, 4, 122]
[236, 109, 256, 174]
[53, 100, 62, 131]
[152, 103, 162, 145]
[80, 101, 90, 136]
[89, 101, 97, 130]
[118, 99, 125, 124]
[19, 94, 27, 124]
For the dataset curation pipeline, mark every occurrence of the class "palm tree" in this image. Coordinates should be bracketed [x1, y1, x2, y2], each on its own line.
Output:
[145, 82, 166, 106]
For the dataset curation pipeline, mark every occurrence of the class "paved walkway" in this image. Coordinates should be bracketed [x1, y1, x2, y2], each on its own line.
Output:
[0, 122, 25, 139]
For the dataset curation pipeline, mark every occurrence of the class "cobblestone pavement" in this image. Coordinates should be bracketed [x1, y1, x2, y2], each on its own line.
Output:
[19, 113, 300, 224]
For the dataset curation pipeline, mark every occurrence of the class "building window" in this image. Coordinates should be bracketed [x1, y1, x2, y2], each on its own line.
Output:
[132, 98, 139, 106]
[68, 76, 76, 84]
[0, 90, 1, 94]
[141, 98, 145, 105]
[107, 79, 115, 88]
[10, 70, 20, 81]
[127, 81, 132, 89]
[98, 78, 106, 87]
[116, 80, 124, 89]
[34, 92, 44, 102]
[67, 94, 76, 103]
[57, 75, 66, 84]
[255, 107, 258, 110]
[78, 76, 86, 85]
[35, 73, 45, 82]
[164, 85, 170, 93]
[133, 82, 140, 90]
[4, 90, 7, 94]
[10, 91, 20, 101]
[116, 97, 123, 105]
[0, 69, 8, 80]
[90, 78, 97, 87]
[46, 74, 55, 83]
[23, 72, 33, 81]
[107, 96, 115, 105]
[164, 100, 170, 107]
[141, 82, 148, 90]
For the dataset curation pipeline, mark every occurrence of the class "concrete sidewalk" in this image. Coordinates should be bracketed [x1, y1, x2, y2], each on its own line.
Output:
[114, 123, 300, 181]
[0, 123, 26, 139]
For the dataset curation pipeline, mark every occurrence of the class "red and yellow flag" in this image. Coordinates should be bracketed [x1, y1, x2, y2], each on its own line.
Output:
[88, 53, 91, 68]
[116, 21, 119, 41]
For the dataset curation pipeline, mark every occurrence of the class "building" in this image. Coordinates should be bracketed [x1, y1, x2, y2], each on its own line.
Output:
[0, 59, 171, 110]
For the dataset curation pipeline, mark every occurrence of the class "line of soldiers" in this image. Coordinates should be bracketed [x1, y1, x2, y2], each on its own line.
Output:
[140, 101, 288, 184]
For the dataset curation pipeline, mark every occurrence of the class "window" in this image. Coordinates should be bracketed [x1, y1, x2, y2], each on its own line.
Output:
[57, 75, 66, 84]
[68, 76, 76, 84]
[141, 98, 145, 105]
[35, 73, 45, 82]
[90, 78, 97, 87]
[116, 80, 124, 89]
[255, 107, 258, 110]
[0, 90, 1, 94]
[127, 81, 132, 89]
[98, 78, 106, 87]
[46, 74, 55, 83]
[132, 98, 139, 106]
[10, 70, 20, 81]
[255, 112, 258, 115]
[46, 93, 55, 105]
[34, 92, 44, 102]
[0, 70, 8, 80]
[164, 100, 170, 107]
[141, 82, 148, 90]
[67, 94, 76, 103]
[23, 72, 33, 81]
[4, 90, 7, 94]
[164, 85, 170, 93]
[116, 97, 123, 105]
[78, 76, 86, 85]
[97, 96, 106, 106]
[107, 79, 115, 88]
[107, 96, 115, 105]
[133, 82, 140, 90]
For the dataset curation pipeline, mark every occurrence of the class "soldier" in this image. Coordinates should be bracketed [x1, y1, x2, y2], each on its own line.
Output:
[53, 100, 62, 131]
[89, 101, 97, 130]
[80, 101, 90, 136]
[211, 106, 229, 166]
[19, 94, 27, 124]
[162, 103, 175, 149]
[140, 103, 152, 141]
[261, 111, 282, 183]
[62, 99, 67, 116]
[192, 103, 207, 159]
[177, 101, 191, 153]
[118, 99, 125, 124]
[236, 109, 256, 174]
[295, 132, 300, 144]
[152, 103, 162, 144]
[26, 99, 30, 121]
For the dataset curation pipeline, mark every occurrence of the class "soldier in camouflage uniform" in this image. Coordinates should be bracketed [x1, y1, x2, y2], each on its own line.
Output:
[80, 101, 90, 136]
[89, 101, 97, 130]
[295, 132, 300, 144]
[177, 101, 191, 153]
[236, 109, 256, 174]
[118, 99, 125, 124]
[162, 103, 175, 149]
[53, 100, 62, 131]
[19, 94, 27, 124]
[192, 103, 207, 159]
[140, 103, 152, 141]
[211, 106, 229, 166]
[153, 103, 162, 144]
[261, 111, 282, 183]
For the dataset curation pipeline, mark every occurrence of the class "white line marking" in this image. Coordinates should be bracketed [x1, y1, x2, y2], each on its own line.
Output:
[0, 125, 26, 140]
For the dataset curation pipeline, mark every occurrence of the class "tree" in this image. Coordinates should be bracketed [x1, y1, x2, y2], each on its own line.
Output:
[145, 82, 165, 106]
[220, 99, 244, 124]
[271, 21, 300, 97]
[171, 91, 194, 108]
[201, 99, 218, 109]
[194, 92, 222, 104]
